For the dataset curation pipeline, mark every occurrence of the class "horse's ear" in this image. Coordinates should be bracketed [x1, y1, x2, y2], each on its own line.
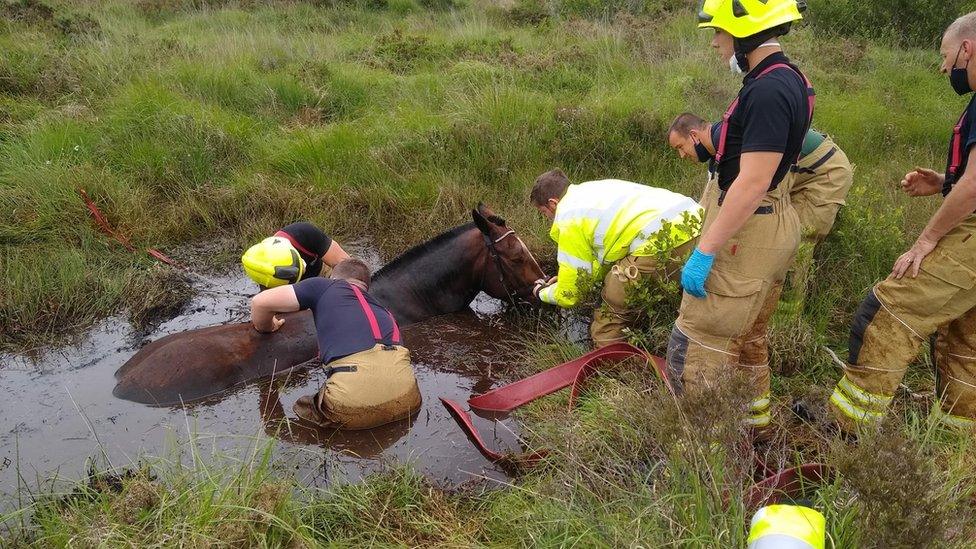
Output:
[472, 204, 491, 235]
[476, 202, 507, 227]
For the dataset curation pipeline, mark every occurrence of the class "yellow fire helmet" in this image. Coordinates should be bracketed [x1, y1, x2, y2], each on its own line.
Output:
[241, 236, 305, 288]
[698, 0, 804, 38]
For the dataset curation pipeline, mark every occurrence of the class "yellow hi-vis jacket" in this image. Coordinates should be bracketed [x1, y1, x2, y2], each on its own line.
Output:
[538, 180, 702, 308]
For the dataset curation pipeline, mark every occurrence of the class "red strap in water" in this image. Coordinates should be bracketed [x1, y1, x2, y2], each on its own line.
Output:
[274, 230, 319, 260]
[79, 189, 185, 269]
[349, 282, 401, 345]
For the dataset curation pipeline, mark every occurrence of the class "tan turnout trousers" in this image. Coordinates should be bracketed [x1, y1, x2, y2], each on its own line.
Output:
[667, 172, 801, 428]
[591, 240, 696, 347]
[294, 344, 422, 430]
[829, 215, 976, 433]
[779, 136, 854, 318]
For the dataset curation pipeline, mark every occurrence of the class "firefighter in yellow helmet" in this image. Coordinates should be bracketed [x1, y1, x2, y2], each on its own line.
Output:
[827, 12, 976, 433]
[242, 222, 350, 289]
[666, 0, 812, 432]
[667, 113, 854, 325]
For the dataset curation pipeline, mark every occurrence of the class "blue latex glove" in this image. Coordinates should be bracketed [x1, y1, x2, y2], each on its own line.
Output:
[681, 247, 715, 298]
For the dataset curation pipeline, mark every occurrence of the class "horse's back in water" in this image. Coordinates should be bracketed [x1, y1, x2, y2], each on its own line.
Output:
[113, 311, 317, 406]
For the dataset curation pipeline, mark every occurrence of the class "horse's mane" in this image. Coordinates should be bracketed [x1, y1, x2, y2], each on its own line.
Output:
[373, 222, 476, 280]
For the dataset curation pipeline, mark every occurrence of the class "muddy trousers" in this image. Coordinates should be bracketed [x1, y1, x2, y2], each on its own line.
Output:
[667, 177, 801, 429]
[294, 344, 422, 430]
[829, 216, 976, 433]
[778, 137, 853, 319]
[591, 240, 695, 348]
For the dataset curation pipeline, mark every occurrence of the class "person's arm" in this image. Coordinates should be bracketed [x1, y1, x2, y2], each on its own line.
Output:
[892, 145, 976, 278]
[697, 152, 783, 254]
[250, 285, 301, 333]
[536, 224, 595, 308]
[322, 240, 351, 268]
[901, 167, 946, 197]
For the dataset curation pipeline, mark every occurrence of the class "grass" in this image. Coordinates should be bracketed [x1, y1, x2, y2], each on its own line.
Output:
[3, 0, 976, 545]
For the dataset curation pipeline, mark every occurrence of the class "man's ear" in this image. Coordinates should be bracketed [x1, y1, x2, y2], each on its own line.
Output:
[472, 203, 491, 235]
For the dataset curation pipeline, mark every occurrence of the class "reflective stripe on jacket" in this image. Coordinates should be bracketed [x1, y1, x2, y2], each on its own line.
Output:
[538, 180, 702, 308]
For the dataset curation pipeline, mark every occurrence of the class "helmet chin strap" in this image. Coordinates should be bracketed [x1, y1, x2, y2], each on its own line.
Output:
[732, 40, 781, 73]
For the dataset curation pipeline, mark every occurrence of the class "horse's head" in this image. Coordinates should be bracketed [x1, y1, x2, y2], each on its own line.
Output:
[471, 202, 546, 302]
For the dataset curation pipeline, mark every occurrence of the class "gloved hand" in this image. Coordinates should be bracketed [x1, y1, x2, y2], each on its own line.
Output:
[681, 248, 715, 298]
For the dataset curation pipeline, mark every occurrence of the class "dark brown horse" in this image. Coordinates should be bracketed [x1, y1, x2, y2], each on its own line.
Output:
[113, 204, 545, 406]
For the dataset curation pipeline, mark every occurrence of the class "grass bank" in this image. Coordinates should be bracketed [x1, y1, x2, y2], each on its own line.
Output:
[0, 0, 961, 351]
[4, 0, 976, 545]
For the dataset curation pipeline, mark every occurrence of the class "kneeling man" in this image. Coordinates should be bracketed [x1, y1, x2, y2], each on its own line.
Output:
[531, 168, 702, 347]
[250, 258, 421, 429]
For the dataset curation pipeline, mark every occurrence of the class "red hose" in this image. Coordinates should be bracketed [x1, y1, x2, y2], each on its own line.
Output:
[442, 342, 832, 508]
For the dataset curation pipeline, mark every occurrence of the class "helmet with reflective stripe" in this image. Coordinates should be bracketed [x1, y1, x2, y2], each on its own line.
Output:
[748, 504, 825, 549]
[241, 236, 305, 288]
[698, 0, 805, 38]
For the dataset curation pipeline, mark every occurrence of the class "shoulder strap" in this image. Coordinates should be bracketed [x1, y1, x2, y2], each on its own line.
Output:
[715, 63, 816, 165]
[274, 230, 318, 260]
[950, 109, 969, 177]
[348, 283, 401, 346]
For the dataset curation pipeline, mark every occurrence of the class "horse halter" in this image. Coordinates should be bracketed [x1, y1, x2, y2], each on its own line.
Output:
[481, 229, 522, 306]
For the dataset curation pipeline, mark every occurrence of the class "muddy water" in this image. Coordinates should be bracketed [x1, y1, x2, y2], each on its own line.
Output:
[0, 268, 530, 503]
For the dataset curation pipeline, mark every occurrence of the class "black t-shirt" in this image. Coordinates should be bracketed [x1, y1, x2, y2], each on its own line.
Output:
[943, 94, 976, 196]
[279, 222, 333, 280]
[716, 52, 811, 192]
[294, 278, 400, 364]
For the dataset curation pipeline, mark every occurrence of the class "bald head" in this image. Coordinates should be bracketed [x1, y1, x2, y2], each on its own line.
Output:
[946, 12, 976, 43]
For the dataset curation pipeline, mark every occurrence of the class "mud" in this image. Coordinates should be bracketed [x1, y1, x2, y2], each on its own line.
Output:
[0, 259, 532, 504]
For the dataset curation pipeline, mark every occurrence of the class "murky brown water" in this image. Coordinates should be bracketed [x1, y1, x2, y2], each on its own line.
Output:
[0, 264, 532, 503]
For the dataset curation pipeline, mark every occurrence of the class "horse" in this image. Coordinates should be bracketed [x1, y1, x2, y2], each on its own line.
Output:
[113, 203, 546, 406]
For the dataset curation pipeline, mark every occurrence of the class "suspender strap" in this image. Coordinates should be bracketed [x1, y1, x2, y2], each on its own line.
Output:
[950, 110, 968, 177]
[791, 146, 836, 175]
[349, 283, 401, 346]
[715, 63, 816, 165]
[274, 230, 319, 261]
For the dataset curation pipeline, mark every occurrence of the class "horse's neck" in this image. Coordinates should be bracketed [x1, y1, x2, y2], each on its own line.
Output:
[370, 228, 484, 325]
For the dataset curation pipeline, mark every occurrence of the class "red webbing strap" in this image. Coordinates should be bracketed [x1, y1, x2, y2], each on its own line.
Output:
[79, 189, 186, 269]
[468, 342, 662, 412]
[349, 283, 382, 341]
[950, 110, 968, 176]
[714, 63, 815, 165]
[441, 343, 659, 465]
[274, 230, 319, 260]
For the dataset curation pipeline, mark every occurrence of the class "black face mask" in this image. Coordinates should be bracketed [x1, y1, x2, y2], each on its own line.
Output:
[694, 140, 713, 163]
[951, 43, 973, 96]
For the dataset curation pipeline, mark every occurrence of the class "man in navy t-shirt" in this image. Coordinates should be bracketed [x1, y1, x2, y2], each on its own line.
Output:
[826, 12, 976, 434]
[251, 258, 421, 430]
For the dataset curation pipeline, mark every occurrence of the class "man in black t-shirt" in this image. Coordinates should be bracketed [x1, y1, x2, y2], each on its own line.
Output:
[666, 0, 811, 431]
[827, 12, 976, 434]
[241, 222, 350, 289]
[251, 258, 421, 430]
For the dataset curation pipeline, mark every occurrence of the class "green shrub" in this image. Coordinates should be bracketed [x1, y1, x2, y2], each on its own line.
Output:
[805, 0, 976, 48]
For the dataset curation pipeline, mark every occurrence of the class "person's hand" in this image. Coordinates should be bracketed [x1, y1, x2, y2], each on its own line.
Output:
[254, 315, 285, 333]
[892, 237, 938, 279]
[681, 248, 715, 298]
[901, 167, 944, 197]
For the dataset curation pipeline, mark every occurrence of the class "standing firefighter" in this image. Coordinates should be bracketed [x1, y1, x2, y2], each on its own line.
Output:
[829, 13, 976, 432]
[251, 258, 422, 430]
[667, 0, 813, 430]
[668, 114, 853, 319]
[242, 222, 351, 289]
[530, 169, 702, 348]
